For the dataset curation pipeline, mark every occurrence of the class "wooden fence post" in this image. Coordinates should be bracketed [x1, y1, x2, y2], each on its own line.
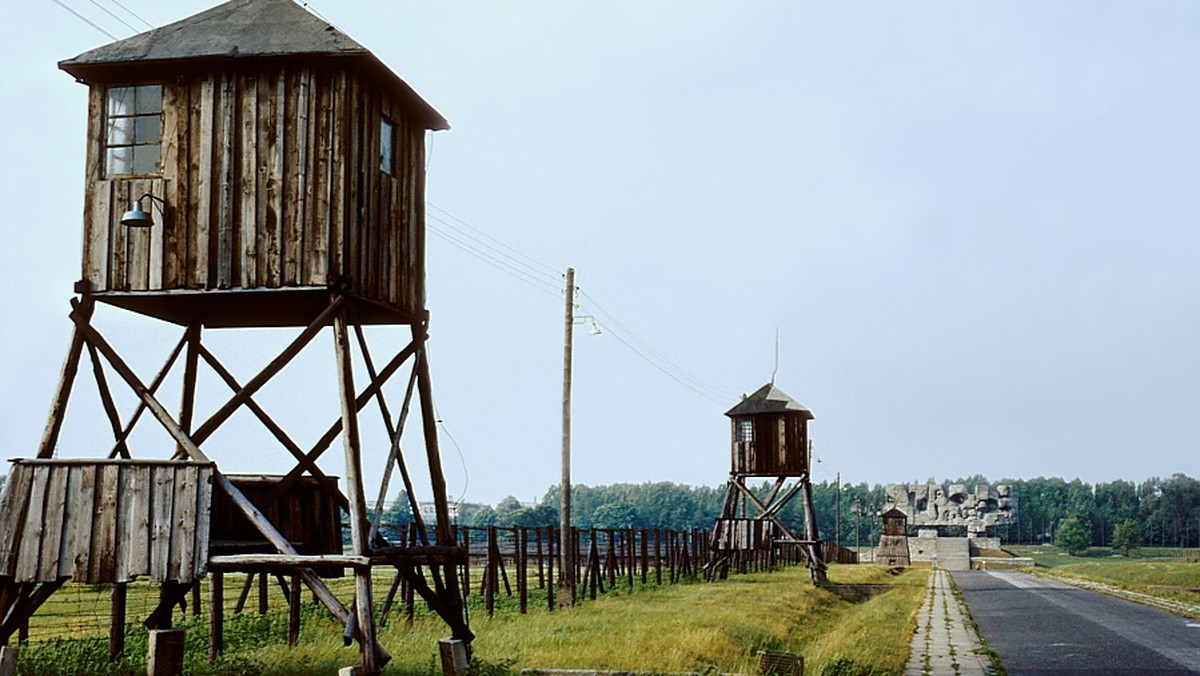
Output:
[109, 583, 126, 661]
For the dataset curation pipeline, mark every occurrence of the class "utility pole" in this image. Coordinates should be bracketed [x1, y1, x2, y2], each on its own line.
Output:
[557, 267, 575, 609]
[835, 472, 841, 551]
[854, 499, 861, 555]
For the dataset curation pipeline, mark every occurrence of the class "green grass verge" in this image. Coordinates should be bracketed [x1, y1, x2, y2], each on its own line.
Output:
[15, 564, 929, 676]
[1005, 545, 1200, 612]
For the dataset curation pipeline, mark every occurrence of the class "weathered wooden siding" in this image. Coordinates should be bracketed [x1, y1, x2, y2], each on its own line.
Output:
[0, 460, 213, 584]
[730, 415, 808, 476]
[82, 66, 425, 317]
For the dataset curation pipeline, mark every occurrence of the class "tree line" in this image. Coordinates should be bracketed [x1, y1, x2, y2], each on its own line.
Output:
[381, 473, 1200, 551]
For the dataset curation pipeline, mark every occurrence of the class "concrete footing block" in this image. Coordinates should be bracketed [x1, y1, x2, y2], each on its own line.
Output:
[147, 629, 185, 676]
[0, 646, 19, 676]
[439, 638, 469, 676]
[337, 667, 359, 676]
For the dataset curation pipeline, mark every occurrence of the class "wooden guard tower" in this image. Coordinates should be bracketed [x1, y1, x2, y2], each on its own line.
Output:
[705, 383, 826, 585]
[0, 0, 468, 671]
[876, 508, 911, 566]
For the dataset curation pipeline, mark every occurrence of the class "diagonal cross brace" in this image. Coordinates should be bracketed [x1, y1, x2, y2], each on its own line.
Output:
[65, 306, 358, 633]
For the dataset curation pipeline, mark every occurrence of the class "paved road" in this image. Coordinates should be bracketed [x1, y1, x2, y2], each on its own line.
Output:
[952, 570, 1200, 675]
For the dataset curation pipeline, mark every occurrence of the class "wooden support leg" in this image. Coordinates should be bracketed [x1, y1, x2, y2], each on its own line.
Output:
[37, 297, 92, 458]
[287, 574, 300, 646]
[209, 572, 224, 661]
[109, 583, 126, 660]
[333, 310, 380, 674]
[258, 571, 268, 615]
[234, 573, 254, 614]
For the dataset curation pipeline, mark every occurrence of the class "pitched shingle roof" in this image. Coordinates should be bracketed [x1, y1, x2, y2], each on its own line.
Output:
[724, 383, 814, 419]
[59, 0, 447, 130]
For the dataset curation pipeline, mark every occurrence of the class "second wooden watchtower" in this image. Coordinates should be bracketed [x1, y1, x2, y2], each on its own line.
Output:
[706, 383, 826, 585]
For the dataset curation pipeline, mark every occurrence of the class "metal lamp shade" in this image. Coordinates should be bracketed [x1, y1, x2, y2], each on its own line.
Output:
[120, 201, 154, 227]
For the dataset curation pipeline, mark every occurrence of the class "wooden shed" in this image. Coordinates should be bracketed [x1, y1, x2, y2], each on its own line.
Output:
[58, 0, 448, 327]
[725, 383, 813, 476]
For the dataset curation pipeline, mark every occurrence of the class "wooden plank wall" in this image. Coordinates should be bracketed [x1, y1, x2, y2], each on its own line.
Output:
[732, 415, 808, 476]
[0, 460, 213, 584]
[82, 66, 425, 316]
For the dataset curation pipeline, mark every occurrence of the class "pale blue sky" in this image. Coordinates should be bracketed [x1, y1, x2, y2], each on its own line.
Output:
[1, 1, 1197, 506]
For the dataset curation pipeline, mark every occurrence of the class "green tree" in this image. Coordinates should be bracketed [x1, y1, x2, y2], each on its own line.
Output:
[1111, 519, 1142, 556]
[1055, 517, 1090, 555]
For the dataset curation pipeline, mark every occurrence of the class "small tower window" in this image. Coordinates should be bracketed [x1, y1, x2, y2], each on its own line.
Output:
[735, 418, 754, 443]
[105, 85, 162, 176]
[379, 118, 395, 175]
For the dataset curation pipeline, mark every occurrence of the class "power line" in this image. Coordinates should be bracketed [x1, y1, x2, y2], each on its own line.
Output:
[48, 0, 118, 39]
[424, 206, 735, 407]
[578, 290, 736, 404]
[427, 214, 561, 297]
[87, 0, 139, 33]
[428, 203, 561, 281]
[106, 0, 154, 29]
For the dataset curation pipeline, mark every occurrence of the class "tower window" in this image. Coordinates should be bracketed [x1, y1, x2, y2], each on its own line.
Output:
[735, 418, 754, 443]
[379, 118, 395, 175]
[105, 85, 162, 176]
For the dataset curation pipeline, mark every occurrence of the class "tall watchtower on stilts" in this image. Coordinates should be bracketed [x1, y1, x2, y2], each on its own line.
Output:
[0, 1, 469, 671]
[705, 383, 826, 585]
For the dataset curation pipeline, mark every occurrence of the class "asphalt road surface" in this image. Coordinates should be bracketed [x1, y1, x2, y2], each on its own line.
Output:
[952, 570, 1200, 675]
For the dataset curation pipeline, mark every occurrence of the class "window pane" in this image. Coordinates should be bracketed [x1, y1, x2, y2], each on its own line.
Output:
[108, 116, 134, 145]
[136, 116, 161, 144]
[107, 87, 133, 117]
[107, 147, 131, 175]
[134, 85, 162, 114]
[379, 119, 393, 174]
[132, 144, 161, 174]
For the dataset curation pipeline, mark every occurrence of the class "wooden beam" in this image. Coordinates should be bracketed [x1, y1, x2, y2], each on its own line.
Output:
[263, 340, 417, 503]
[38, 297, 93, 458]
[189, 294, 347, 446]
[66, 307, 354, 628]
[196, 343, 347, 509]
[414, 332, 470, 642]
[333, 309, 379, 674]
[176, 324, 202, 459]
[107, 331, 189, 459]
[84, 341, 130, 458]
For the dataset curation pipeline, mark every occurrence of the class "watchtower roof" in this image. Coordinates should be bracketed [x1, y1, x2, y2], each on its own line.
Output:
[59, 0, 447, 130]
[725, 383, 814, 419]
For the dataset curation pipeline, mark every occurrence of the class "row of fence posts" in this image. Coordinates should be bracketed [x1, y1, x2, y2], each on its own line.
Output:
[82, 523, 820, 662]
[372, 525, 810, 620]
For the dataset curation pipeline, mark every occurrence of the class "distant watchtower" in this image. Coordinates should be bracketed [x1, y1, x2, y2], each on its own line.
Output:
[0, 1, 467, 672]
[876, 508, 911, 566]
[706, 383, 826, 585]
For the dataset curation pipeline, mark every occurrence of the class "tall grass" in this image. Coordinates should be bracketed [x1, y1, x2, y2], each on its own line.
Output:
[17, 564, 928, 676]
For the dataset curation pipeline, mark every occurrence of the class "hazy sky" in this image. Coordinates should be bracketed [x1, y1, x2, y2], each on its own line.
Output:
[1, 1, 1197, 507]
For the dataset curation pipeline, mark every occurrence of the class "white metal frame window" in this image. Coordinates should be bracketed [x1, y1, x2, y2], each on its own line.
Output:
[105, 85, 162, 176]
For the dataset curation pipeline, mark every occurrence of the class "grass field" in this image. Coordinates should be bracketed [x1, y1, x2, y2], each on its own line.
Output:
[1005, 545, 1200, 612]
[14, 563, 929, 676]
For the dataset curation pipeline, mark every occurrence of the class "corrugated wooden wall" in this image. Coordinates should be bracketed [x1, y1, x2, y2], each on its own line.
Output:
[0, 460, 213, 584]
[82, 65, 426, 317]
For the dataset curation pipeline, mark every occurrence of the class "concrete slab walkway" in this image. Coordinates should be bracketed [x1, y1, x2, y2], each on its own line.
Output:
[905, 568, 991, 675]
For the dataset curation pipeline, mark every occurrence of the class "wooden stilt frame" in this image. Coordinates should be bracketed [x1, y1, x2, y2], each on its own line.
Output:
[2, 288, 471, 672]
[705, 472, 826, 586]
